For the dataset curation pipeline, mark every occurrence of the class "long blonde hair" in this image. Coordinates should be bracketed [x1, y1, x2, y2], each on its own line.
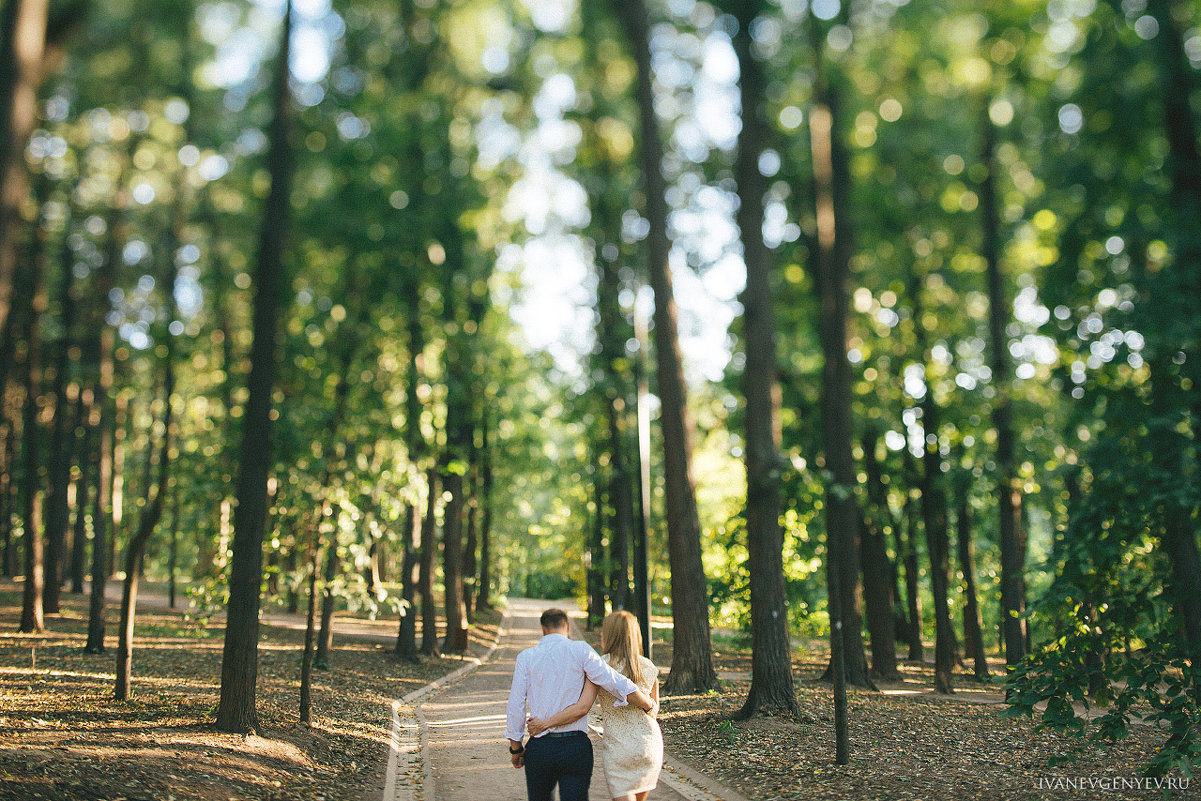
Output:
[600, 610, 642, 682]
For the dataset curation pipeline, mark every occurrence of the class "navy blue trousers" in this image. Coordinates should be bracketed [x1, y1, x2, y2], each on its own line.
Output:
[523, 732, 593, 801]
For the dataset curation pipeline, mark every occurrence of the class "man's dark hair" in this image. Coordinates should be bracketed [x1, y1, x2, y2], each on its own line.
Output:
[540, 608, 569, 630]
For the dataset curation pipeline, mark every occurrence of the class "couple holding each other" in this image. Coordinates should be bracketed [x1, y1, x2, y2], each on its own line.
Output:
[506, 608, 664, 801]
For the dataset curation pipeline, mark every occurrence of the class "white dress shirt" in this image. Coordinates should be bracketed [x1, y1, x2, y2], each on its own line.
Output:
[506, 633, 639, 742]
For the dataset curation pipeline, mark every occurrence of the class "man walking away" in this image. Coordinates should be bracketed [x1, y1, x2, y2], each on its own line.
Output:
[506, 608, 656, 801]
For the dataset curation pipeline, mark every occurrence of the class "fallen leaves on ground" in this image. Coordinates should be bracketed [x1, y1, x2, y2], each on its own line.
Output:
[0, 583, 501, 801]
[651, 638, 1182, 801]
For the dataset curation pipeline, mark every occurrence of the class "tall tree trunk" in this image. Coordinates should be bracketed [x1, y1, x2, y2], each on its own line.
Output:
[475, 412, 493, 614]
[314, 533, 339, 669]
[395, 500, 420, 660]
[954, 469, 990, 681]
[900, 449, 923, 662]
[396, 286, 424, 659]
[588, 473, 607, 629]
[909, 283, 955, 693]
[861, 431, 900, 680]
[18, 210, 48, 634]
[606, 404, 631, 612]
[43, 232, 79, 614]
[461, 426, 479, 621]
[439, 457, 468, 653]
[419, 465, 439, 656]
[1148, 0, 1201, 650]
[299, 522, 320, 726]
[216, 0, 293, 735]
[0, 0, 49, 340]
[0, 406, 14, 578]
[84, 368, 112, 653]
[114, 359, 173, 700]
[167, 482, 179, 610]
[614, 0, 715, 693]
[810, 36, 874, 691]
[979, 106, 1026, 667]
[728, 0, 799, 719]
[69, 389, 92, 594]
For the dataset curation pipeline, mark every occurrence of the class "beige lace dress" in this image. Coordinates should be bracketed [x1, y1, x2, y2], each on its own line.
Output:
[596, 654, 663, 797]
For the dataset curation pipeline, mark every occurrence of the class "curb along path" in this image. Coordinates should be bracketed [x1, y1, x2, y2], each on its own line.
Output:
[381, 598, 751, 801]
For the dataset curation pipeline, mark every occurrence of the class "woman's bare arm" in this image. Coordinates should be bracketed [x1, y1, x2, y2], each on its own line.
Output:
[527, 680, 600, 736]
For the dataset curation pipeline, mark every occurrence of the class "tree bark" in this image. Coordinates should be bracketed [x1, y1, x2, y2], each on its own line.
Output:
[900, 449, 923, 662]
[1148, 0, 1201, 651]
[809, 40, 874, 690]
[114, 149, 183, 699]
[18, 208, 48, 634]
[396, 286, 425, 659]
[395, 500, 420, 660]
[216, 0, 292, 735]
[614, 0, 715, 693]
[588, 473, 607, 629]
[461, 426, 479, 621]
[475, 412, 493, 614]
[0, 0, 49, 340]
[728, 0, 799, 719]
[69, 389, 92, 594]
[299, 526, 320, 726]
[954, 469, 990, 681]
[439, 458, 468, 653]
[978, 106, 1026, 667]
[43, 231, 80, 614]
[419, 465, 440, 656]
[861, 431, 900, 680]
[606, 402, 631, 612]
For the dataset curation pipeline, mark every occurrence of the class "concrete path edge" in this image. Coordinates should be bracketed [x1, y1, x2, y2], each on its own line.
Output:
[382, 611, 510, 801]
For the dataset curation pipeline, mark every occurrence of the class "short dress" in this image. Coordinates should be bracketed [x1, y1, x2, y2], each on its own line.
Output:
[597, 654, 663, 797]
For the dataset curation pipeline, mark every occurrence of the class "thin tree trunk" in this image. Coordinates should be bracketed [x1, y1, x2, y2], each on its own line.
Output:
[475, 412, 493, 614]
[901, 447, 923, 662]
[18, 223, 47, 634]
[167, 482, 179, 610]
[440, 460, 468, 653]
[615, 0, 715, 693]
[954, 472, 990, 681]
[395, 500, 419, 660]
[314, 535, 338, 669]
[979, 106, 1026, 667]
[216, 0, 293, 734]
[588, 474, 607, 629]
[728, 0, 799, 719]
[419, 465, 439, 656]
[115, 113, 184, 699]
[0, 418, 15, 577]
[108, 389, 127, 579]
[299, 525, 320, 726]
[809, 53, 874, 690]
[396, 286, 424, 659]
[69, 389, 92, 594]
[84, 375, 112, 652]
[43, 231, 79, 614]
[606, 404, 631, 612]
[461, 427, 479, 621]
[861, 431, 900, 680]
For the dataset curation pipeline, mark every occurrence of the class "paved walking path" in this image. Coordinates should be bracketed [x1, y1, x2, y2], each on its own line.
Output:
[389, 598, 749, 801]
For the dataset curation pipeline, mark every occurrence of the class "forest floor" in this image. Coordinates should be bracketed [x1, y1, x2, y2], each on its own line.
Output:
[643, 632, 1185, 801]
[0, 579, 502, 801]
[1, 586, 1188, 801]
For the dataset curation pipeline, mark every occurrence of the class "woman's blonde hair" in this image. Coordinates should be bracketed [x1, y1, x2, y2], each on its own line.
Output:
[600, 610, 642, 682]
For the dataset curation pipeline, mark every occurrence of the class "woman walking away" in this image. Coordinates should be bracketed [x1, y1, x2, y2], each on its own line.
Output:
[528, 610, 663, 801]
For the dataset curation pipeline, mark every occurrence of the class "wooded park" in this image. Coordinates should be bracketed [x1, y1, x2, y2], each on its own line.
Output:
[1, 0, 1199, 799]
